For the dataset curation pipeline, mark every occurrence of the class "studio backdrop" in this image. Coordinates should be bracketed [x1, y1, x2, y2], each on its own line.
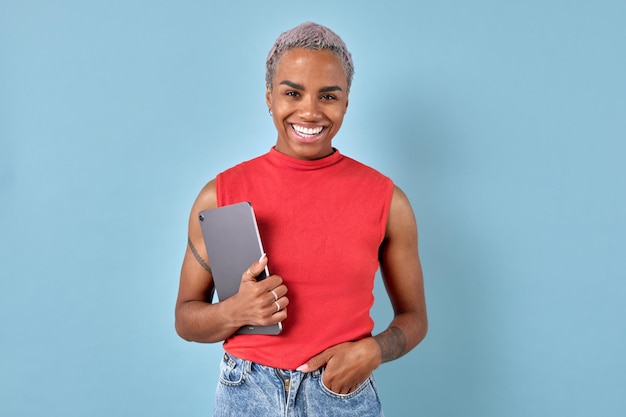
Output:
[1, 1, 625, 416]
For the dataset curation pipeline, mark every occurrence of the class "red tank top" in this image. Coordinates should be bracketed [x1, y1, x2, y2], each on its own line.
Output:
[216, 147, 394, 369]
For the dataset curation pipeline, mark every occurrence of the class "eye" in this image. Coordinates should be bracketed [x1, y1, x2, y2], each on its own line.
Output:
[321, 94, 337, 101]
[285, 90, 300, 98]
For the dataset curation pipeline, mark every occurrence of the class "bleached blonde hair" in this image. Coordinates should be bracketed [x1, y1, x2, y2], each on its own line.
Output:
[265, 22, 354, 92]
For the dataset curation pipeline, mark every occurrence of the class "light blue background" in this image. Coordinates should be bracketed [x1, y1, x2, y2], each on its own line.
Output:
[1, 1, 625, 416]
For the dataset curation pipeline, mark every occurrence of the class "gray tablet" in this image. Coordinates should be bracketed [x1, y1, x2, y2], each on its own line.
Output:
[198, 202, 282, 335]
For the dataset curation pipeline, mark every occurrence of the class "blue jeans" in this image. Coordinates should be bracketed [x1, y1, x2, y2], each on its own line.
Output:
[213, 352, 385, 417]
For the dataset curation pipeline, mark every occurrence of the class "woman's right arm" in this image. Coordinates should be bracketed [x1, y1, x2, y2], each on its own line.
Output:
[174, 180, 288, 343]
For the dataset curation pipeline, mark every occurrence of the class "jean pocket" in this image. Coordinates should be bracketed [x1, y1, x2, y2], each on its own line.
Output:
[318, 369, 374, 400]
[218, 353, 248, 387]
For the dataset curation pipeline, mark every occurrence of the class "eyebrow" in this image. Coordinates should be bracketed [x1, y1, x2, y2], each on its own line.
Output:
[279, 80, 343, 93]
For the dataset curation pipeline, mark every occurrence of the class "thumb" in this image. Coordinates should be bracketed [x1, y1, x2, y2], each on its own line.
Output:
[296, 349, 332, 373]
[242, 253, 268, 282]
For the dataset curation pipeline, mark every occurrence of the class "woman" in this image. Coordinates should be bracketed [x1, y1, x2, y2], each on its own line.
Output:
[175, 22, 427, 416]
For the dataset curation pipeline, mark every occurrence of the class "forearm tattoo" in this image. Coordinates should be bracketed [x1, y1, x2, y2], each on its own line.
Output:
[375, 326, 407, 363]
[187, 237, 212, 274]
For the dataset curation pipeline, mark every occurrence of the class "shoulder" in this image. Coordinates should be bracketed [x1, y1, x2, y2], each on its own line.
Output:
[390, 185, 412, 209]
[192, 179, 218, 213]
[385, 185, 417, 239]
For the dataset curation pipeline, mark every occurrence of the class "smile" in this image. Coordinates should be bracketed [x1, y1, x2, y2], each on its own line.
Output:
[292, 124, 324, 138]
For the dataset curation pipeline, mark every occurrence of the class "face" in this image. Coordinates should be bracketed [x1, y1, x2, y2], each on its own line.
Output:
[266, 48, 349, 160]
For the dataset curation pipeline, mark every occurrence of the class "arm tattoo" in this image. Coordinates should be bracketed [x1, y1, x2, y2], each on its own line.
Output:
[375, 326, 407, 363]
[187, 237, 212, 274]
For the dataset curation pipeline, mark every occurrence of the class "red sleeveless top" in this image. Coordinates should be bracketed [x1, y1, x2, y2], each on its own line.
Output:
[216, 148, 394, 369]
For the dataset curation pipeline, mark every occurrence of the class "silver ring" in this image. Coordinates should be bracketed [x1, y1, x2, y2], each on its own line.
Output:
[270, 289, 278, 301]
[274, 301, 280, 312]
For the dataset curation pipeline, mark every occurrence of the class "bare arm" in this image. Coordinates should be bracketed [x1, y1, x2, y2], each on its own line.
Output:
[174, 180, 289, 343]
[374, 185, 428, 361]
[297, 185, 427, 393]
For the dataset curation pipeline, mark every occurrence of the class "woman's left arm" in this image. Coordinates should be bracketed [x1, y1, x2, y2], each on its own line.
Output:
[374, 185, 428, 361]
[297, 185, 427, 394]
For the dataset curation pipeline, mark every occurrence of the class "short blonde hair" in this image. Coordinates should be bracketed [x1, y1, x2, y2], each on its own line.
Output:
[265, 22, 354, 92]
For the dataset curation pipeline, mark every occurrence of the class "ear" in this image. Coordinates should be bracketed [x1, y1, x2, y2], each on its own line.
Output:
[344, 96, 349, 113]
[265, 85, 272, 110]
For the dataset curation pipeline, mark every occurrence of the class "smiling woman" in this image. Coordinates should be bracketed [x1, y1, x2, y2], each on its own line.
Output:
[266, 48, 349, 160]
[175, 22, 427, 417]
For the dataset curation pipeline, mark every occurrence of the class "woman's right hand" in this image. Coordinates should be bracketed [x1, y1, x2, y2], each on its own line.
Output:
[231, 254, 289, 327]
[176, 180, 287, 342]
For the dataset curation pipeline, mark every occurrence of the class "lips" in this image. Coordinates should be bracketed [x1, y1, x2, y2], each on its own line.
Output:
[291, 124, 324, 140]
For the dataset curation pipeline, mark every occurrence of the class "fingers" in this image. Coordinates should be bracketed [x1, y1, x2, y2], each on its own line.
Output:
[324, 377, 361, 395]
[242, 255, 285, 297]
[243, 253, 268, 281]
[296, 348, 333, 373]
[241, 253, 287, 301]
[251, 285, 288, 326]
[306, 340, 379, 394]
[271, 286, 289, 312]
[235, 253, 289, 326]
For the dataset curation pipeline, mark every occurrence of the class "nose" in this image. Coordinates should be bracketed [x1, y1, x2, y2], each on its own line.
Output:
[299, 95, 321, 120]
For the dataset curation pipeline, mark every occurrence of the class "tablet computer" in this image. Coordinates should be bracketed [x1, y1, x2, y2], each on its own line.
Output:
[198, 201, 282, 335]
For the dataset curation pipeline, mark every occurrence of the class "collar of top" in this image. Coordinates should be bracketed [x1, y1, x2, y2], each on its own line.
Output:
[267, 147, 343, 171]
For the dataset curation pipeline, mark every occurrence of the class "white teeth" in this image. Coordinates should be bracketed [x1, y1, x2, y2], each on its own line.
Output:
[292, 125, 323, 136]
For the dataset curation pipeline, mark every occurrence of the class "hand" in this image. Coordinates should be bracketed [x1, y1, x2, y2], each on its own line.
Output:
[230, 254, 289, 327]
[296, 338, 382, 394]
